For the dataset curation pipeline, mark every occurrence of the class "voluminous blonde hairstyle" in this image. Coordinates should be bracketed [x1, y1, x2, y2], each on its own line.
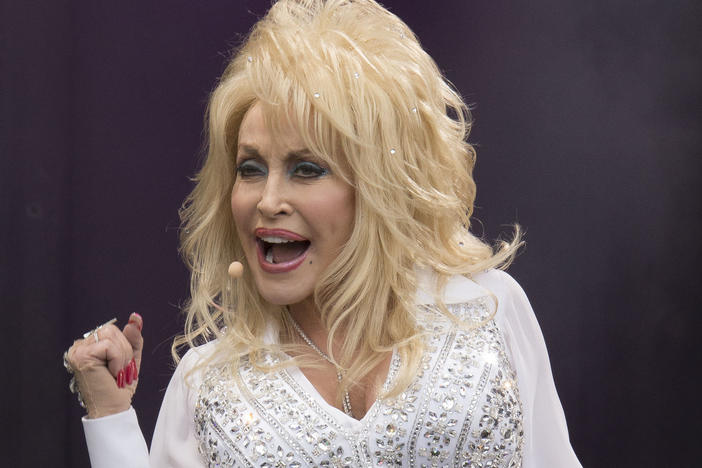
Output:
[175, 0, 521, 401]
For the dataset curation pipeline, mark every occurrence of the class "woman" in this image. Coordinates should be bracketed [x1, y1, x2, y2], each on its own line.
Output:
[65, 0, 581, 466]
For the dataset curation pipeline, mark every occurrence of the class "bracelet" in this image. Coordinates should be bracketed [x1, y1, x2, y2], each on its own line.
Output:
[63, 350, 86, 408]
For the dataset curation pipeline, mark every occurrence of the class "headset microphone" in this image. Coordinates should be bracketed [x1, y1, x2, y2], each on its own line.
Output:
[228, 261, 244, 279]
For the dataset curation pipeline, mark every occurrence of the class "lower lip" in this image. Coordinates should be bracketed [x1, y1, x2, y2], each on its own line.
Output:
[256, 241, 309, 273]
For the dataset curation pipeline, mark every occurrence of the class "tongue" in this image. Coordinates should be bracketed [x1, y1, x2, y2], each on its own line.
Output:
[271, 241, 308, 263]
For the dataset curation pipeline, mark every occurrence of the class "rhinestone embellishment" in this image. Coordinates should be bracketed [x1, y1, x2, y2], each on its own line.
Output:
[193, 297, 524, 466]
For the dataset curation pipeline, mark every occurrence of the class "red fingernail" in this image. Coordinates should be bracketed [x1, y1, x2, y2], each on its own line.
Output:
[128, 359, 135, 383]
[125, 364, 133, 384]
[117, 369, 125, 388]
[129, 313, 143, 331]
[131, 359, 138, 380]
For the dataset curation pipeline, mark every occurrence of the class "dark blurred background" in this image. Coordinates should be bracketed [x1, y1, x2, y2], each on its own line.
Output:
[2, 0, 700, 466]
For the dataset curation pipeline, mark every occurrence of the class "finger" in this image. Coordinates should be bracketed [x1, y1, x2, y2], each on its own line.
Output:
[66, 340, 87, 369]
[97, 325, 134, 380]
[123, 313, 144, 385]
[68, 333, 120, 370]
[70, 338, 122, 387]
[123, 312, 144, 367]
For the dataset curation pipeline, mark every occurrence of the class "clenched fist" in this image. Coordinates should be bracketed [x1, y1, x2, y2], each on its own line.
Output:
[65, 313, 144, 419]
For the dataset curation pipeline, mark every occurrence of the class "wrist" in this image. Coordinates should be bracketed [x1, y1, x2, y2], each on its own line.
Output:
[86, 403, 132, 420]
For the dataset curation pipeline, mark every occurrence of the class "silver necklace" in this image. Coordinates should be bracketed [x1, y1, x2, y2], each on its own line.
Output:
[286, 311, 353, 416]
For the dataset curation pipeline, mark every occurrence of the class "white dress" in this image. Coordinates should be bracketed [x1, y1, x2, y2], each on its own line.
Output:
[82, 269, 581, 467]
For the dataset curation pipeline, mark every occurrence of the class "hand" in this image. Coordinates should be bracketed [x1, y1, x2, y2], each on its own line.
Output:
[65, 313, 144, 419]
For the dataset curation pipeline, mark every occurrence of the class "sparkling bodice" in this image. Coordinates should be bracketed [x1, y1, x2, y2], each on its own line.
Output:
[194, 297, 524, 467]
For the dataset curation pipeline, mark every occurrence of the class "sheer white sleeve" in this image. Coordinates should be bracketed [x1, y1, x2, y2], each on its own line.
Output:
[82, 408, 150, 468]
[474, 269, 581, 467]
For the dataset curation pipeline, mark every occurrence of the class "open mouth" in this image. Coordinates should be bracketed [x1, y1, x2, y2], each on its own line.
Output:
[257, 236, 311, 264]
[253, 228, 311, 272]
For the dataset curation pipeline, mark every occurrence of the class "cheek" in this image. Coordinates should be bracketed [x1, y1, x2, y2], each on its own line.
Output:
[311, 187, 355, 238]
[231, 184, 251, 235]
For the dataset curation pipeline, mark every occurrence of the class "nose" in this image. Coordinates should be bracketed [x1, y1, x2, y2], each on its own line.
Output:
[257, 174, 294, 217]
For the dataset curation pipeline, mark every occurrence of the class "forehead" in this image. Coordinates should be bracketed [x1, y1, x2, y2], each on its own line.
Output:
[237, 102, 306, 155]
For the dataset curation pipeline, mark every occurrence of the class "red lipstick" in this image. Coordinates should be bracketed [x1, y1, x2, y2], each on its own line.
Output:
[254, 228, 307, 241]
[255, 228, 310, 273]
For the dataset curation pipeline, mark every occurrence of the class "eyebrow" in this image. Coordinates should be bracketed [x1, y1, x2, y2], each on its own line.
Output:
[236, 144, 316, 161]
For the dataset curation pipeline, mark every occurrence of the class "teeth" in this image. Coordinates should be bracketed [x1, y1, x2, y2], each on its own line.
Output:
[265, 249, 274, 263]
[260, 236, 296, 244]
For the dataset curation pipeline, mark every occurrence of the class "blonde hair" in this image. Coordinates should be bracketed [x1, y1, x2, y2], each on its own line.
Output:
[174, 0, 521, 401]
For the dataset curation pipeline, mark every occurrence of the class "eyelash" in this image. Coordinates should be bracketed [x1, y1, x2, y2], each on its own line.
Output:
[292, 161, 328, 178]
[235, 160, 329, 179]
[236, 160, 266, 178]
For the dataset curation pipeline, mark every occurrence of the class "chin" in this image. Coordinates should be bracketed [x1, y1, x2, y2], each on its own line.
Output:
[254, 278, 314, 307]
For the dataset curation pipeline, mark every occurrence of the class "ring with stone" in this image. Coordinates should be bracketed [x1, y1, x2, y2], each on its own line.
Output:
[82, 318, 117, 342]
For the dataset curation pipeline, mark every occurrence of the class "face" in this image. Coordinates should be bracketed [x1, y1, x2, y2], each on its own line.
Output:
[231, 102, 355, 312]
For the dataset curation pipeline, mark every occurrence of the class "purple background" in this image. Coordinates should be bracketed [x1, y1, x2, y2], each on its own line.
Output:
[2, 0, 700, 466]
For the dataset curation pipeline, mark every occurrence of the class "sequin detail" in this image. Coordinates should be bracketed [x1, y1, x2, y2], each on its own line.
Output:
[194, 297, 523, 467]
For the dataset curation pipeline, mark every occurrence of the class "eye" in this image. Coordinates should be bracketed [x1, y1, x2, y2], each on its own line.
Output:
[291, 161, 329, 179]
[236, 159, 267, 178]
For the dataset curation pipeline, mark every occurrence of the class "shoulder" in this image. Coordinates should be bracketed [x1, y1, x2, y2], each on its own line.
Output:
[471, 269, 527, 304]
[172, 339, 225, 388]
[415, 267, 526, 306]
[179, 340, 219, 368]
[415, 268, 538, 334]
[471, 269, 536, 331]
[175, 320, 280, 381]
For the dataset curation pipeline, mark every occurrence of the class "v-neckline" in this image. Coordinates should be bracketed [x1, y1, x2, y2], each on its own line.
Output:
[284, 347, 400, 429]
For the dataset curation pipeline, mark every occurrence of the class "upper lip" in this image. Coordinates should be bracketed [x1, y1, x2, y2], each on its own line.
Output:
[254, 228, 308, 242]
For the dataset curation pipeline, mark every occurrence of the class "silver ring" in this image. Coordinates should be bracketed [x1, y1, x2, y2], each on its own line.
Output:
[93, 331, 99, 343]
[82, 318, 117, 341]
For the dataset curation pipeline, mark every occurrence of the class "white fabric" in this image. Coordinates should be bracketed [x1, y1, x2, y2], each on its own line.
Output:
[474, 270, 580, 467]
[82, 269, 581, 467]
[81, 407, 149, 468]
